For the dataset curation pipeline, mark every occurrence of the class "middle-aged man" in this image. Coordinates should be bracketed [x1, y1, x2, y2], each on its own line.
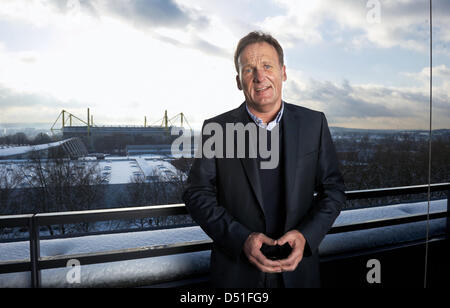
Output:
[182, 31, 346, 288]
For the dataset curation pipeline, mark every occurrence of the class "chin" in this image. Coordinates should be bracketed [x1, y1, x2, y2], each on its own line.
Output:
[251, 99, 277, 109]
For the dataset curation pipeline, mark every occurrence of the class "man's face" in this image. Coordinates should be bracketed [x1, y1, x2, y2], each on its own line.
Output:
[236, 42, 287, 111]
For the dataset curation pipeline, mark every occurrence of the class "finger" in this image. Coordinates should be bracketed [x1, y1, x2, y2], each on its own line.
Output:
[280, 260, 298, 272]
[253, 249, 281, 268]
[279, 247, 303, 268]
[248, 256, 282, 273]
[279, 252, 298, 267]
[276, 234, 287, 246]
[276, 233, 293, 246]
[261, 265, 283, 273]
[281, 261, 298, 272]
[260, 234, 277, 246]
[253, 262, 282, 273]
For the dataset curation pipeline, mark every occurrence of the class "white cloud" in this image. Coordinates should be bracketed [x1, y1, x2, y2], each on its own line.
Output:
[0, 2, 242, 129]
[256, 0, 450, 53]
[283, 67, 449, 129]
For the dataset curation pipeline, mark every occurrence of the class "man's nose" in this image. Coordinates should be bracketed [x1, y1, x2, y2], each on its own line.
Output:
[253, 68, 266, 83]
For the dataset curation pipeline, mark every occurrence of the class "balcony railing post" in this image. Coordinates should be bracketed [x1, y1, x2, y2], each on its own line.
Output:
[29, 215, 41, 288]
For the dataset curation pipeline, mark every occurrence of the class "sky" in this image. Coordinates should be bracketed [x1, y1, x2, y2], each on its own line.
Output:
[0, 0, 449, 130]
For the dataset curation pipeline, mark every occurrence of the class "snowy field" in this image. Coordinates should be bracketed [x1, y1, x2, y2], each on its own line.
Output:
[0, 199, 446, 287]
[97, 156, 179, 184]
[0, 154, 180, 187]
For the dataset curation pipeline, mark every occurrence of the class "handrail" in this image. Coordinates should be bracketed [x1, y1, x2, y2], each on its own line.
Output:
[35, 203, 188, 225]
[328, 211, 447, 234]
[345, 183, 449, 200]
[0, 183, 449, 287]
[0, 214, 33, 228]
[16, 183, 450, 225]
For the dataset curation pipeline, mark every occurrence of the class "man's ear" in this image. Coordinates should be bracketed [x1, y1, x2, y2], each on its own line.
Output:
[282, 65, 287, 82]
[236, 75, 242, 90]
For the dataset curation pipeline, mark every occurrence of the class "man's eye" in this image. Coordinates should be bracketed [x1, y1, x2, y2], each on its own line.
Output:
[264, 65, 272, 69]
[244, 68, 252, 73]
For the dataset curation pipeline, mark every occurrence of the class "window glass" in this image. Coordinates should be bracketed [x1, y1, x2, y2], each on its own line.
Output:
[425, 0, 450, 288]
[0, 0, 446, 288]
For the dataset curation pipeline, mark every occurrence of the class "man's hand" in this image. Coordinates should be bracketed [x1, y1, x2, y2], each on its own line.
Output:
[277, 230, 306, 272]
[243, 232, 282, 273]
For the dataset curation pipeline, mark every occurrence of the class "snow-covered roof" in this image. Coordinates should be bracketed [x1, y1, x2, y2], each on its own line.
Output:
[98, 156, 179, 184]
[0, 140, 70, 158]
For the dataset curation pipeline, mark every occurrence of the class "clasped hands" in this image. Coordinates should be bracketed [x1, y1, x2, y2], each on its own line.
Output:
[243, 230, 306, 273]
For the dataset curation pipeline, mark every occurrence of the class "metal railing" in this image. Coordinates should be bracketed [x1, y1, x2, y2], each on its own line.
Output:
[0, 183, 449, 288]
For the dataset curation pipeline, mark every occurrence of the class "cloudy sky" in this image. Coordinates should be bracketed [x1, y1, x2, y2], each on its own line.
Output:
[0, 0, 449, 130]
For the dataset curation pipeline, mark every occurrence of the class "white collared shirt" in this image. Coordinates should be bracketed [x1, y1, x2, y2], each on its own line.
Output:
[245, 101, 284, 131]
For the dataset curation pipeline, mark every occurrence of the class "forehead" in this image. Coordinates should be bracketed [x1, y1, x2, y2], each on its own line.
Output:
[238, 42, 279, 66]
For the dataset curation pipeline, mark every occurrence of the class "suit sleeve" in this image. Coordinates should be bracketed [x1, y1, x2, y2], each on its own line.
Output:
[297, 112, 346, 256]
[182, 121, 252, 261]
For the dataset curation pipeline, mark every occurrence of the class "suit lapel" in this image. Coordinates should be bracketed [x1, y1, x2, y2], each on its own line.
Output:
[233, 103, 265, 216]
[240, 153, 265, 215]
[282, 104, 301, 209]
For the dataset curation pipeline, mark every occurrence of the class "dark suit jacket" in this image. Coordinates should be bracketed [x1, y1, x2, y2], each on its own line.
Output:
[182, 102, 346, 288]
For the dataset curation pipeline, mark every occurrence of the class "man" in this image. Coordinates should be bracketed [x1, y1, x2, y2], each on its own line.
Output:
[182, 31, 346, 288]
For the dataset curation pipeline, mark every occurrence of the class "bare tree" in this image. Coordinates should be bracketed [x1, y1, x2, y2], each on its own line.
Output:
[120, 167, 193, 230]
[169, 157, 192, 200]
[0, 164, 24, 214]
[18, 149, 107, 234]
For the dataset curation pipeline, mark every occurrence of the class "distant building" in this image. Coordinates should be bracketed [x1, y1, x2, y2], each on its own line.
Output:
[125, 143, 195, 156]
[62, 126, 181, 154]
[62, 126, 175, 138]
[125, 144, 173, 156]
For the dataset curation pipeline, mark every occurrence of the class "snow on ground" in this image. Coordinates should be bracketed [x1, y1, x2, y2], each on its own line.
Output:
[0, 226, 209, 261]
[141, 158, 178, 179]
[320, 199, 447, 256]
[98, 160, 136, 184]
[1, 155, 182, 186]
[0, 199, 446, 287]
[0, 226, 211, 288]
[96, 156, 179, 184]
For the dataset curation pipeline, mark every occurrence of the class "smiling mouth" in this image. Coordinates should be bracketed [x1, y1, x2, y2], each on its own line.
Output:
[255, 85, 271, 92]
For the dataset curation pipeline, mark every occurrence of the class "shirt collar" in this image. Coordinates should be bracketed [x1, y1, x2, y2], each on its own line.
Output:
[245, 101, 284, 131]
